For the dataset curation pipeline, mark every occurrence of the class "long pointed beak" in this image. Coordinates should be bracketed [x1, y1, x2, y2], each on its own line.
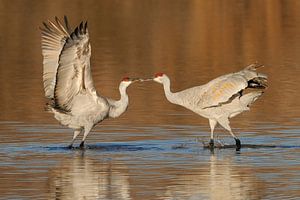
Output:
[130, 78, 142, 82]
[139, 77, 153, 82]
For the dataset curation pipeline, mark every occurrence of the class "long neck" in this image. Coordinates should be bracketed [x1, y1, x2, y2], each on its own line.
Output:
[162, 77, 178, 104]
[108, 84, 129, 118]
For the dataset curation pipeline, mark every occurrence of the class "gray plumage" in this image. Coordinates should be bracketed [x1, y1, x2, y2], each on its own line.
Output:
[41, 17, 137, 148]
[153, 64, 268, 150]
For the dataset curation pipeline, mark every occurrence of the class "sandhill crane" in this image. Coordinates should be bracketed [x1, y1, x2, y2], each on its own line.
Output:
[40, 17, 139, 148]
[152, 64, 267, 150]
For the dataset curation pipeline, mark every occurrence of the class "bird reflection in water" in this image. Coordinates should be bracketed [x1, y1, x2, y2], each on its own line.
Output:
[48, 155, 130, 200]
[47, 153, 267, 200]
[164, 154, 267, 200]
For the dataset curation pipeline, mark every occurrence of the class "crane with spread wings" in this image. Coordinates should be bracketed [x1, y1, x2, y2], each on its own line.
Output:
[40, 17, 139, 148]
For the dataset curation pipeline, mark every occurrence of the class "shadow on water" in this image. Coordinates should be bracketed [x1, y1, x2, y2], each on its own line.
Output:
[202, 143, 300, 149]
[41, 141, 300, 153]
[44, 142, 163, 152]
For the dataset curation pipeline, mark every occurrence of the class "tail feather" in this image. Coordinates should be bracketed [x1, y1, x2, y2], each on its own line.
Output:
[244, 62, 264, 71]
[240, 63, 268, 86]
[248, 77, 268, 89]
[240, 63, 268, 89]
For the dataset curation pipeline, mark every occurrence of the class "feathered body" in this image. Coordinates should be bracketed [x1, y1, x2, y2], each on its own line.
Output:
[153, 64, 268, 150]
[41, 17, 135, 148]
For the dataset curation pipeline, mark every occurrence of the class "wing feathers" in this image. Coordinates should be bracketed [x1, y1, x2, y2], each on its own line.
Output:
[199, 63, 267, 109]
[200, 75, 248, 108]
[55, 17, 70, 37]
[41, 17, 69, 98]
[41, 16, 94, 112]
[63, 16, 71, 33]
[53, 18, 94, 112]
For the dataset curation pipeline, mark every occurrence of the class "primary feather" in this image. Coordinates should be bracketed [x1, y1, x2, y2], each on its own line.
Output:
[41, 17, 70, 99]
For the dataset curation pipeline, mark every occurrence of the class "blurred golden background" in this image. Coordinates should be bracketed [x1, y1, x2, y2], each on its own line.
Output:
[1, 0, 300, 128]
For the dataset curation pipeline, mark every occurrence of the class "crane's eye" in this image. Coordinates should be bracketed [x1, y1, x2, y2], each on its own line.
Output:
[154, 72, 164, 77]
[122, 77, 130, 82]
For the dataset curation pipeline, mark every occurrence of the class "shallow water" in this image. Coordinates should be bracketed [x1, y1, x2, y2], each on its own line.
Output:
[1, 122, 300, 199]
[1, 0, 300, 199]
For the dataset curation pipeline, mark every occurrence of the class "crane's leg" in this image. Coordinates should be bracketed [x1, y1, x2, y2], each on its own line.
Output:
[79, 125, 93, 149]
[209, 119, 217, 149]
[217, 118, 241, 151]
[68, 129, 82, 149]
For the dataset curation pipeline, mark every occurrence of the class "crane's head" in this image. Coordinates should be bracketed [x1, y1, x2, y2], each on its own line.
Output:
[120, 77, 140, 87]
[153, 72, 167, 84]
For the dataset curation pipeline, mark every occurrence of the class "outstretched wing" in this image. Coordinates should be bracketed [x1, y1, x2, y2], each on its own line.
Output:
[41, 16, 70, 99]
[54, 20, 96, 112]
[41, 17, 96, 112]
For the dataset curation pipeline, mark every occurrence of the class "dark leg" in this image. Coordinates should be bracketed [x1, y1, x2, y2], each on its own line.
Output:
[209, 139, 214, 149]
[235, 138, 241, 151]
[217, 118, 241, 151]
[79, 141, 85, 149]
[69, 129, 82, 149]
[79, 125, 92, 150]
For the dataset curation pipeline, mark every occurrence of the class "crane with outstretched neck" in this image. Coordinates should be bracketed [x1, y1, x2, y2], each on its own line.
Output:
[152, 63, 267, 150]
